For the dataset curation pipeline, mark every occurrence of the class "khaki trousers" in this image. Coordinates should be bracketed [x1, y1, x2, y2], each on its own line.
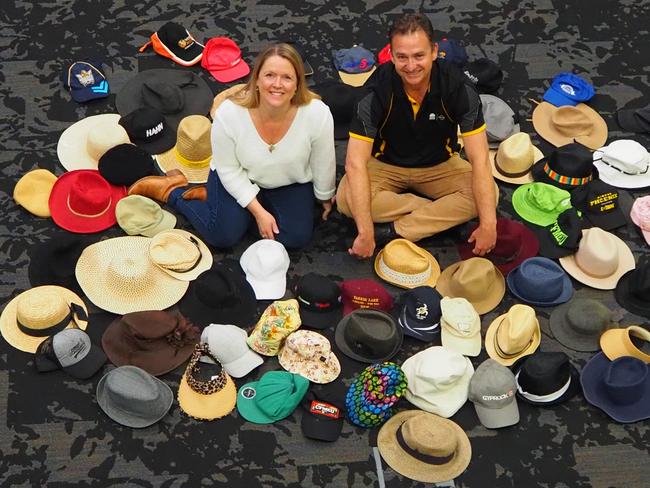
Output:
[337, 155, 482, 242]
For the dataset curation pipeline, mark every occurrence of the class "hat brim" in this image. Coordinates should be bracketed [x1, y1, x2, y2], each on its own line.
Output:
[0, 286, 89, 353]
[549, 301, 604, 352]
[377, 410, 472, 484]
[435, 261, 505, 315]
[177, 372, 237, 420]
[558, 233, 635, 290]
[489, 145, 543, 185]
[299, 306, 343, 330]
[150, 229, 213, 281]
[279, 348, 341, 384]
[441, 327, 481, 357]
[485, 313, 541, 366]
[531, 156, 599, 192]
[334, 312, 403, 363]
[338, 67, 376, 87]
[246, 275, 287, 300]
[473, 399, 519, 429]
[236, 380, 278, 424]
[617, 109, 650, 133]
[301, 412, 344, 442]
[154, 151, 210, 184]
[374, 248, 440, 289]
[514, 359, 581, 407]
[506, 266, 573, 307]
[96, 369, 173, 428]
[532, 102, 607, 150]
[206, 60, 251, 83]
[57, 114, 126, 171]
[614, 269, 650, 319]
[593, 151, 650, 189]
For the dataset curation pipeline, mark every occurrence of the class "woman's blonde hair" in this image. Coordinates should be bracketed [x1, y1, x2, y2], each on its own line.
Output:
[232, 43, 319, 108]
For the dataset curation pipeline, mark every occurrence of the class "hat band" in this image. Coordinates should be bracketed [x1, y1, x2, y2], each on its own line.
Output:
[67, 194, 112, 218]
[17, 302, 87, 337]
[516, 371, 571, 403]
[595, 156, 649, 176]
[159, 235, 202, 273]
[297, 295, 340, 313]
[185, 344, 228, 395]
[494, 322, 532, 359]
[174, 147, 211, 169]
[395, 424, 455, 466]
[543, 163, 592, 186]
[377, 256, 431, 286]
[495, 153, 532, 178]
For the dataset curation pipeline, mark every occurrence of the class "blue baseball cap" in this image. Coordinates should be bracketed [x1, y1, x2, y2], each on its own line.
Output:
[543, 72, 594, 107]
[63, 60, 110, 103]
[437, 38, 468, 66]
[332, 46, 376, 87]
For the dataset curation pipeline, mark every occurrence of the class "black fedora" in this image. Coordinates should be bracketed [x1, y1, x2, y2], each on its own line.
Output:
[178, 259, 257, 329]
[312, 81, 362, 140]
[535, 207, 585, 259]
[513, 351, 581, 406]
[334, 309, 403, 363]
[615, 260, 650, 319]
[463, 58, 503, 94]
[532, 142, 597, 191]
[98, 143, 156, 186]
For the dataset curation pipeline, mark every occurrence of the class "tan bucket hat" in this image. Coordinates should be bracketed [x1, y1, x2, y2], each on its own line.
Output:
[435, 257, 505, 314]
[600, 326, 650, 363]
[155, 115, 212, 183]
[57, 114, 131, 171]
[532, 102, 607, 150]
[489, 132, 544, 185]
[75, 236, 189, 314]
[377, 410, 471, 483]
[559, 227, 635, 290]
[0, 286, 88, 353]
[485, 304, 540, 366]
[374, 239, 440, 288]
[13, 169, 57, 218]
[149, 229, 212, 281]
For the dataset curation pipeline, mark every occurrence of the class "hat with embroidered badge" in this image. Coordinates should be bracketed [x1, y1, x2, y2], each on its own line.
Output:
[469, 359, 519, 429]
[279, 330, 341, 384]
[149, 229, 213, 281]
[247, 299, 301, 356]
[294, 273, 342, 330]
[593, 139, 650, 189]
[140, 22, 205, 66]
[202, 37, 250, 83]
[532, 142, 597, 191]
[543, 72, 595, 107]
[437, 38, 468, 66]
[507, 257, 574, 307]
[570, 179, 626, 230]
[237, 370, 309, 424]
[340, 278, 394, 316]
[374, 238, 440, 289]
[300, 392, 345, 442]
[240, 239, 290, 300]
[13, 169, 57, 218]
[489, 132, 544, 185]
[440, 297, 481, 357]
[118, 107, 176, 155]
[394, 286, 442, 342]
[463, 58, 503, 94]
[332, 45, 376, 87]
[512, 182, 572, 226]
[532, 102, 607, 150]
[485, 304, 541, 366]
[63, 59, 110, 103]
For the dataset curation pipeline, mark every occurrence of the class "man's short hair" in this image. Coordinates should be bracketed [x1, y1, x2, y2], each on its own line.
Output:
[388, 13, 436, 46]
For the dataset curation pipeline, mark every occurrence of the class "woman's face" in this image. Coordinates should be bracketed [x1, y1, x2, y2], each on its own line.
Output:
[256, 55, 298, 109]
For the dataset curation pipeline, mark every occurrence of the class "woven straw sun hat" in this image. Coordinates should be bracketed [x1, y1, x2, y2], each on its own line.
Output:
[374, 239, 440, 288]
[155, 115, 212, 183]
[149, 229, 213, 281]
[75, 236, 189, 314]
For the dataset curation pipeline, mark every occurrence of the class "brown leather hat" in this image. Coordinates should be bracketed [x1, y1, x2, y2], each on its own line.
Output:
[102, 310, 200, 376]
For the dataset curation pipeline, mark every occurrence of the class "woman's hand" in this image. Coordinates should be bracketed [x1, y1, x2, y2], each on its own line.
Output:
[320, 197, 335, 221]
[255, 208, 279, 240]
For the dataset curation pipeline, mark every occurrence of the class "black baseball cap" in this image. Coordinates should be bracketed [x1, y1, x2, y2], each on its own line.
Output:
[301, 392, 345, 442]
[570, 179, 626, 231]
[463, 58, 503, 94]
[118, 107, 176, 155]
[295, 273, 342, 330]
[98, 143, 155, 186]
[535, 207, 586, 259]
[35, 327, 107, 379]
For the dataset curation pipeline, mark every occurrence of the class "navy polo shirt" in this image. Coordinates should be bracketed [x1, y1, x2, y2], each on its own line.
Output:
[349, 60, 486, 168]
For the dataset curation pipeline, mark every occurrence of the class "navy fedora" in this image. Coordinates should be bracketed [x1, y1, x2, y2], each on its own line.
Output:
[506, 257, 573, 307]
[581, 353, 650, 423]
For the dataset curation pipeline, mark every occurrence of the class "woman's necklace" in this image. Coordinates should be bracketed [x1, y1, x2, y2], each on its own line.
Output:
[253, 106, 296, 153]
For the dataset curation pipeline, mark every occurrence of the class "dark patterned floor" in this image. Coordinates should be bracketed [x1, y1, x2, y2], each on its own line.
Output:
[1, 1, 650, 487]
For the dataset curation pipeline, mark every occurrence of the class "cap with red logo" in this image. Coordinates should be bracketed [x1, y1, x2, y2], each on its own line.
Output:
[340, 278, 394, 316]
[300, 392, 345, 442]
[201, 37, 250, 83]
[295, 273, 342, 330]
[378, 43, 392, 65]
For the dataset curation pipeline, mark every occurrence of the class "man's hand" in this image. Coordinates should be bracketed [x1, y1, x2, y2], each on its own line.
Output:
[320, 197, 335, 221]
[348, 233, 375, 259]
[467, 222, 497, 256]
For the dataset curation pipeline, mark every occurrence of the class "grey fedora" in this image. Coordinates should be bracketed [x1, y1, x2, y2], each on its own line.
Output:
[480, 94, 520, 149]
[96, 365, 173, 428]
[549, 299, 615, 352]
[335, 309, 403, 363]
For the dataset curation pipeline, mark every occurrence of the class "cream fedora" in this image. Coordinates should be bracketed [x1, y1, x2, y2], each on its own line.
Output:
[13, 169, 57, 218]
[149, 229, 213, 281]
[435, 257, 505, 314]
[559, 227, 635, 290]
[374, 239, 440, 289]
[532, 102, 607, 150]
[485, 304, 540, 366]
[489, 132, 544, 184]
[57, 114, 131, 171]
[155, 115, 212, 183]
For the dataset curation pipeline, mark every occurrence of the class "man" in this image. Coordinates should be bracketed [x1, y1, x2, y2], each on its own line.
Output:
[336, 13, 497, 259]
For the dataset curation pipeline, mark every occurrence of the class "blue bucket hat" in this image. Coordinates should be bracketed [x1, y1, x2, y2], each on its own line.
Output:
[507, 257, 573, 307]
[543, 72, 595, 107]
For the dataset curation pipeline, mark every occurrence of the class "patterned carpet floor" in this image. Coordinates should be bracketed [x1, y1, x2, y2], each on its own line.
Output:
[1, 1, 650, 487]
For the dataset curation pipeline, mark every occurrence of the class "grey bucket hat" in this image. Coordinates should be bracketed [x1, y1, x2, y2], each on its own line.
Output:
[549, 298, 615, 352]
[481, 94, 520, 149]
[96, 365, 173, 428]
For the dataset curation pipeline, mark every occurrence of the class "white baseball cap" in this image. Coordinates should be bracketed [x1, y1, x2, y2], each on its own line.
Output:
[440, 297, 482, 357]
[200, 324, 263, 378]
[239, 239, 290, 299]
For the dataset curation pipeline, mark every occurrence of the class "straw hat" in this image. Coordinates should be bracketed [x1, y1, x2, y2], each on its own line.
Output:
[75, 236, 189, 314]
[532, 102, 607, 150]
[377, 410, 471, 483]
[57, 114, 131, 171]
[149, 229, 213, 281]
[13, 169, 57, 218]
[489, 132, 543, 184]
[559, 227, 635, 290]
[374, 239, 440, 288]
[155, 115, 212, 183]
[0, 286, 88, 353]
[485, 304, 541, 366]
[435, 257, 505, 314]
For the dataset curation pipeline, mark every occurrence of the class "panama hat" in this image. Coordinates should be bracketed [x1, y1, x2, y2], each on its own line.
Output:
[75, 236, 189, 314]
[155, 115, 212, 183]
[13, 169, 57, 218]
[489, 132, 543, 184]
[149, 229, 213, 281]
[532, 102, 607, 149]
[559, 227, 635, 290]
[57, 113, 130, 171]
[0, 285, 88, 353]
[485, 304, 541, 366]
[377, 410, 471, 483]
[374, 239, 440, 288]
[435, 257, 505, 314]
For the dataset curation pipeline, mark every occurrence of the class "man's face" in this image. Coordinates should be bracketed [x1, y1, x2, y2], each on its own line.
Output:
[391, 29, 437, 91]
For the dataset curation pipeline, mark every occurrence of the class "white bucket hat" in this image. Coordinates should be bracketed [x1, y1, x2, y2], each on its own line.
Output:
[240, 239, 290, 299]
[593, 139, 650, 189]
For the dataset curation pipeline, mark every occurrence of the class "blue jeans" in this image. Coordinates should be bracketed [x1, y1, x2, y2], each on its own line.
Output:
[169, 169, 315, 249]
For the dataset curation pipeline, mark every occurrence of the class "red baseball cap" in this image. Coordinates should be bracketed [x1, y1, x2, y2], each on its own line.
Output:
[48, 170, 127, 233]
[201, 37, 250, 83]
[340, 279, 394, 316]
[378, 43, 392, 65]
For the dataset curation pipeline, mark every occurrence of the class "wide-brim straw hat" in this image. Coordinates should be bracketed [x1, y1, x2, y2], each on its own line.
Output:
[75, 236, 189, 314]
[377, 410, 471, 483]
[0, 285, 88, 353]
[57, 114, 130, 171]
[532, 102, 607, 150]
[155, 115, 212, 183]
[489, 132, 544, 185]
[374, 239, 440, 289]
[13, 169, 57, 218]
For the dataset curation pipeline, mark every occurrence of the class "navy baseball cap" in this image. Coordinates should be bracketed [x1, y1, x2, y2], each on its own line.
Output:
[394, 286, 442, 341]
[63, 60, 110, 103]
[543, 72, 594, 107]
[437, 38, 468, 66]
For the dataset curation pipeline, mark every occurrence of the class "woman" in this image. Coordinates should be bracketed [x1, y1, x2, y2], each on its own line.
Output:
[129, 43, 336, 249]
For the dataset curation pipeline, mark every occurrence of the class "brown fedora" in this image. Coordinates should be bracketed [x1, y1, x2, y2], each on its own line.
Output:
[532, 102, 607, 150]
[489, 132, 544, 185]
[155, 115, 212, 183]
